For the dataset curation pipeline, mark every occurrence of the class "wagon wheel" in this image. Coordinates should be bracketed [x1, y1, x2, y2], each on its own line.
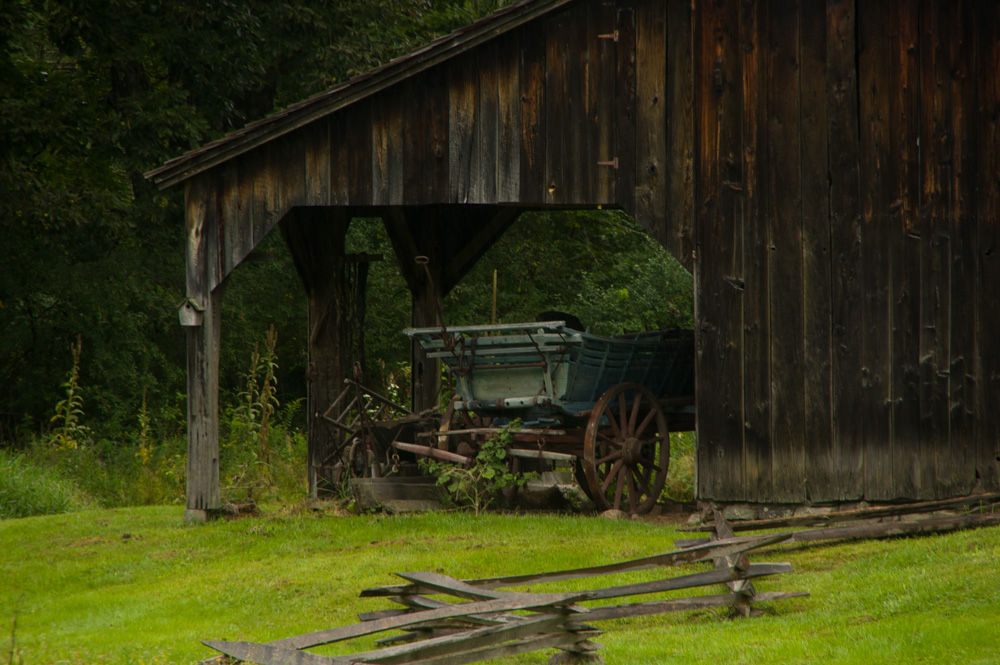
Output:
[583, 383, 670, 515]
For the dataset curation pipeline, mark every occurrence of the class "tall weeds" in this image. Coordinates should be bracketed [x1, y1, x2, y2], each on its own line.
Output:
[49, 336, 91, 450]
[222, 326, 306, 502]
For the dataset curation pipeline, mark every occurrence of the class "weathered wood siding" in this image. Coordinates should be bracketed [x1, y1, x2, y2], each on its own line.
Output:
[694, 0, 1000, 502]
[182, 0, 695, 296]
[177, 0, 998, 508]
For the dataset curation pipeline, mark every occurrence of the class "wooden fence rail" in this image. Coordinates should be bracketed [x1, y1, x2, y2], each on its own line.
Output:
[202, 532, 805, 665]
[675, 493, 1000, 548]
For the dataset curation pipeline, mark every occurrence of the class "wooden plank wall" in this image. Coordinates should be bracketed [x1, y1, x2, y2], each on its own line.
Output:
[195, 0, 701, 292]
[183, 0, 997, 504]
[693, 0, 1000, 502]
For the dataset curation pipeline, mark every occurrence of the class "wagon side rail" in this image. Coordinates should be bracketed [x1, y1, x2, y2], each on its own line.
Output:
[405, 322, 583, 410]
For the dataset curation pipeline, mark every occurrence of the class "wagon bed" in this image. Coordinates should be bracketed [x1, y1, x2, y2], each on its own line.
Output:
[405, 321, 694, 419]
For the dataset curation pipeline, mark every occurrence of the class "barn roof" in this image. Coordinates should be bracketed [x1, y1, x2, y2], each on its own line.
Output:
[146, 0, 575, 190]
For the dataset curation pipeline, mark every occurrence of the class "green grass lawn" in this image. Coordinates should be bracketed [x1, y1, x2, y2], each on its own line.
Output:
[2, 505, 998, 665]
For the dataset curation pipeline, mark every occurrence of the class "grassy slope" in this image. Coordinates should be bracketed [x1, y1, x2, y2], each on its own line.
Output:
[1, 506, 998, 665]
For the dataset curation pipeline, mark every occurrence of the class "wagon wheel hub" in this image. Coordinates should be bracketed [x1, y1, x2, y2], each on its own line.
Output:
[621, 436, 654, 466]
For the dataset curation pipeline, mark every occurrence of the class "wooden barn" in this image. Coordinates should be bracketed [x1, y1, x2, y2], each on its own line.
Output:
[147, 0, 1000, 522]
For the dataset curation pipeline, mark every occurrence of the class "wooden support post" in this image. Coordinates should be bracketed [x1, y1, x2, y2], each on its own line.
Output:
[410, 262, 446, 414]
[384, 206, 519, 413]
[711, 509, 755, 617]
[184, 285, 223, 523]
[383, 209, 446, 413]
[281, 208, 352, 496]
[183, 176, 223, 522]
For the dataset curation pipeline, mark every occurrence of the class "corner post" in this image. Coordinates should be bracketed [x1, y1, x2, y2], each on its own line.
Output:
[183, 176, 223, 522]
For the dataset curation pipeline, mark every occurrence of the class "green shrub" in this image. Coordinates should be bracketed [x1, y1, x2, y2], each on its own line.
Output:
[0, 450, 89, 518]
[421, 420, 531, 514]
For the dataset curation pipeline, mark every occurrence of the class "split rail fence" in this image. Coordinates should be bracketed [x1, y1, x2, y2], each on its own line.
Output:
[202, 529, 805, 665]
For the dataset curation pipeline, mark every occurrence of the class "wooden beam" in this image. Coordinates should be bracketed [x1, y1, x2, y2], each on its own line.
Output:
[280, 208, 352, 496]
[383, 206, 520, 411]
[442, 208, 520, 292]
[382, 208, 424, 293]
[184, 175, 223, 521]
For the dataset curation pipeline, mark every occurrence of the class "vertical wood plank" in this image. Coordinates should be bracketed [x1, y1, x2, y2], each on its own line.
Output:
[251, 143, 278, 249]
[219, 160, 241, 281]
[497, 32, 521, 203]
[372, 93, 390, 206]
[347, 99, 373, 206]
[564, 3, 588, 204]
[329, 116, 349, 206]
[475, 41, 499, 204]
[665, 0, 695, 270]
[944, 0, 977, 496]
[428, 70, 450, 204]
[304, 118, 331, 206]
[799, 0, 834, 502]
[740, 0, 771, 503]
[766, 0, 806, 503]
[694, 0, 745, 501]
[614, 1, 637, 216]
[544, 6, 572, 204]
[858, 0, 892, 500]
[918, 0, 951, 499]
[827, 0, 864, 501]
[449, 55, 478, 204]
[236, 154, 254, 265]
[400, 71, 448, 205]
[185, 176, 209, 333]
[402, 75, 428, 205]
[519, 18, 547, 203]
[277, 127, 306, 222]
[589, 0, 616, 205]
[634, 0, 667, 245]
[976, 0, 1000, 492]
[888, 0, 922, 499]
[372, 91, 404, 206]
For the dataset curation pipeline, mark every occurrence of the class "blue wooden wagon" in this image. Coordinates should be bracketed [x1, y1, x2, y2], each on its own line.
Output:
[400, 321, 695, 515]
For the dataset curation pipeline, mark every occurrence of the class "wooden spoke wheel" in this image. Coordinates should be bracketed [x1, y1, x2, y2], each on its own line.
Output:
[583, 383, 670, 515]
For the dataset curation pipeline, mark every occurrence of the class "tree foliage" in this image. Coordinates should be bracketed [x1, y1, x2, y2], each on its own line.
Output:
[0, 0, 492, 442]
[445, 210, 693, 336]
